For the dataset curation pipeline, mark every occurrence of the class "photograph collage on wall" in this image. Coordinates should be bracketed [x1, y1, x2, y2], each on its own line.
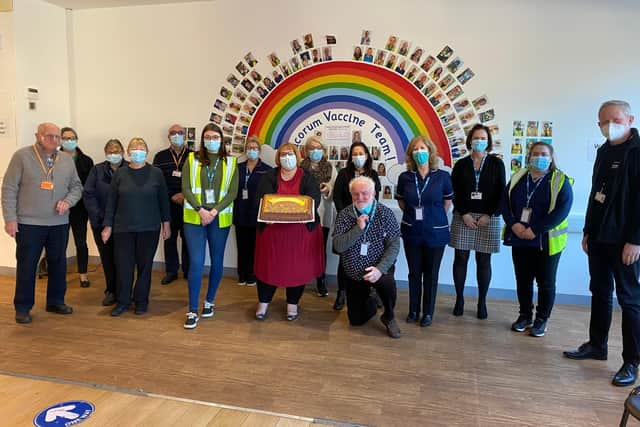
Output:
[510, 120, 553, 174]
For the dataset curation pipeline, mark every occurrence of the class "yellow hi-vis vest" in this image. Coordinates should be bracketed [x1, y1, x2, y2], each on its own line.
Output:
[183, 153, 237, 227]
[507, 168, 574, 256]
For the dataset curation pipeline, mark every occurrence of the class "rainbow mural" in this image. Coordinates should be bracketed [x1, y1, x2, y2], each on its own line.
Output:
[247, 61, 451, 166]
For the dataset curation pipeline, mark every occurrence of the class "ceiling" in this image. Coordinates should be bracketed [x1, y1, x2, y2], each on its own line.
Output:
[44, 0, 210, 9]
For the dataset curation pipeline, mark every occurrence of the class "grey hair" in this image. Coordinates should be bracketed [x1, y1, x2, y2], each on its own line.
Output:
[599, 100, 632, 116]
[348, 176, 375, 194]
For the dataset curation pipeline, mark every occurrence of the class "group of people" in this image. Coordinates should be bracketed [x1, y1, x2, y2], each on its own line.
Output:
[2, 99, 640, 386]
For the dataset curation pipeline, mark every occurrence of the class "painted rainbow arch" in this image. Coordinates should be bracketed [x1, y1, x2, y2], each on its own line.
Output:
[247, 61, 452, 166]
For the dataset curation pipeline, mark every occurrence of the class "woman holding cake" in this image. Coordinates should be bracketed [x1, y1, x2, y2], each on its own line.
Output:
[254, 143, 324, 321]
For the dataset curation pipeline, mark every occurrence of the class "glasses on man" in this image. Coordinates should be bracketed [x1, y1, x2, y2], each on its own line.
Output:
[169, 130, 185, 136]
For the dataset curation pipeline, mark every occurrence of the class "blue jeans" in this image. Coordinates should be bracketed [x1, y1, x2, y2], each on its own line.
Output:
[184, 218, 230, 312]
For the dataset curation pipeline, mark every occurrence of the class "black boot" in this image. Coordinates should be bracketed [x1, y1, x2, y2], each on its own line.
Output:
[477, 299, 488, 319]
[316, 278, 328, 297]
[333, 290, 345, 310]
[453, 298, 464, 316]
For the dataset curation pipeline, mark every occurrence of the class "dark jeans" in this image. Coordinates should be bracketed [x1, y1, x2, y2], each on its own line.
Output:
[453, 249, 492, 301]
[69, 209, 89, 274]
[345, 265, 397, 325]
[511, 246, 561, 321]
[91, 226, 117, 296]
[235, 225, 257, 283]
[588, 240, 640, 364]
[14, 224, 69, 312]
[257, 281, 305, 304]
[164, 202, 189, 275]
[114, 230, 160, 308]
[404, 243, 445, 316]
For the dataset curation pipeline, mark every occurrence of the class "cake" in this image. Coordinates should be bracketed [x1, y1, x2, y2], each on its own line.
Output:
[258, 194, 315, 223]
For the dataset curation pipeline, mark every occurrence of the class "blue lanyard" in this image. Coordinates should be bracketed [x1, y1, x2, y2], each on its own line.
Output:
[244, 160, 258, 189]
[414, 172, 431, 208]
[525, 171, 547, 208]
[473, 155, 487, 192]
[206, 158, 220, 186]
[352, 199, 377, 238]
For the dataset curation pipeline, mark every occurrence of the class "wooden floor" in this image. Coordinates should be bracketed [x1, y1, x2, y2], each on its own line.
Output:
[0, 266, 633, 426]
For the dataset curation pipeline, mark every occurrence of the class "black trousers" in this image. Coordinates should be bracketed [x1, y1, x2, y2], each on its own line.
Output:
[588, 240, 640, 364]
[318, 226, 329, 282]
[404, 243, 445, 316]
[257, 281, 305, 304]
[164, 202, 189, 275]
[345, 265, 397, 325]
[511, 246, 561, 321]
[91, 226, 117, 296]
[69, 208, 89, 274]
[453, 249, 492, 301]
[114, 230, 160, 308]
[235, 225, 257, 283]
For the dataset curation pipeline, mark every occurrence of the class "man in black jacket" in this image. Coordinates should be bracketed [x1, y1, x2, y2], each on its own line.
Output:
[564, 100, 640, 387]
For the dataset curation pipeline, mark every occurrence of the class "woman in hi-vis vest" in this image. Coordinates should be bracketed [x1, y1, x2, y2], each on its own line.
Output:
[181, 123, 239, 329]
[501, 141, 573, 338]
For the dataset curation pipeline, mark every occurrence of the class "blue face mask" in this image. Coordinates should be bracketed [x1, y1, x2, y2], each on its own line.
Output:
[246, 149, 259, 161]
[205, 139, 221, 152]
[471, 139, 488, 152]
[280, 155, 297, 170]
[309, 148, 323, 162]
[359, 203, 373, 215]
[530, 156, 551, 171]
[412, 149, 429, 165]
[106, 153, 122, 165]
[62, 139, 78, 151]
[170, 134, 184, 147]
[352, 155, 367, 169]
[130, 149, 147, 164]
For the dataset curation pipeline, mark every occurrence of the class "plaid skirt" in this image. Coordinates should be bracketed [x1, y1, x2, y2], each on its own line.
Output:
[449, 212, 501, 253]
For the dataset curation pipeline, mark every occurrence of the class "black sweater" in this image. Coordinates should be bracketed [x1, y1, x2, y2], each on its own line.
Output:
[451, 154, 505, 216]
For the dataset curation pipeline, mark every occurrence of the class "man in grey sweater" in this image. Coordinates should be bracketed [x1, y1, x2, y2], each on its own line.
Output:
[333, 176, 402, 338]
[2, 122, 83, 324]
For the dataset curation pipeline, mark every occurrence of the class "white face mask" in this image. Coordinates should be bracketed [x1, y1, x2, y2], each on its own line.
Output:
[601, 122, 627, 142]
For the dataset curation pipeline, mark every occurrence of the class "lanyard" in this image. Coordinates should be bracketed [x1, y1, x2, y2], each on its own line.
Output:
[206, 158, 220, 186]
[245, 160, 259, 189]
[33, 144, 57, 180]
[525, 171, 547, 208]
[352, 199, 377, 238]
[473, 155, 487, 192]
[414, 172, 431, 208]
[170, 146, 187, 171]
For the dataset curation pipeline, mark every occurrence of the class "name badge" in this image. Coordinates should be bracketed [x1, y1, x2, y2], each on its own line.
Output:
[205, 189, 215, 203]
[611, 161, 621, 169]
[415, 207, 423, 221]
[242, 189, 249, 200]
[360, 242, 369, 256]
[40, 181, 54, 190]
[172, 170, 182, 178]
[471, 192, 483, 200]
[595, 192, 606, 203]
[520, 207, 532, 223]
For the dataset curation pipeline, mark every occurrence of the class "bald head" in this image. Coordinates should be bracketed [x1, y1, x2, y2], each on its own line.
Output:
[168, 124, 185, 147]
[35, 122, 61, 154]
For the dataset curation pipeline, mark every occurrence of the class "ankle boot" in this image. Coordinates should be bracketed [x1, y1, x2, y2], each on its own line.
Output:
[333, 290, 345, 310]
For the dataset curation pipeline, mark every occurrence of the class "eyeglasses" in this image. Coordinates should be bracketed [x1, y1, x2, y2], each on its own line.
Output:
[169, 130, 185, 136]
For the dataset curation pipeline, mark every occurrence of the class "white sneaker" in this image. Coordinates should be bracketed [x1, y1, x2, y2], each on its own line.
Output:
[184, 312, 199, 329]
[237, 281, 246, 286]
[201, 301, 215, 318]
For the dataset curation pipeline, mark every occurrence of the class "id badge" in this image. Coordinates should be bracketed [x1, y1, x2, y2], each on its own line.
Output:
[40, 181, 54, 190]
[205, 189, 215, 203]
[520, 207, 532, 223]
[471, 192, 483, 200]
[242, 189, 249, 200]
[360, 242, 369, 256]
[415, 207, 423, 221]
[172, 170, 182, 178]
[595, 192, 606, 203]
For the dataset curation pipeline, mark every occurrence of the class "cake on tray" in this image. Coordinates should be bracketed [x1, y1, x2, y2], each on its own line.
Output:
[258, 194, 315, 223]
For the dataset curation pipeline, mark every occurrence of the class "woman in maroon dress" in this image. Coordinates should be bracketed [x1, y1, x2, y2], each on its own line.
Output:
[254, 143, 324, 321]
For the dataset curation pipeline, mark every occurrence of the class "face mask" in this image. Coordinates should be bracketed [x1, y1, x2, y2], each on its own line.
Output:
[106, 153, 122, 165]
[529, 156, 551, 171]
[280, 154, 297, 170]
[309, 148, 323, 162]
[471, 139, 488, 152]
[246, 149, 259, 161]
[205, 139, 221, 152]
[130, 149, 147, 164]
[170, 134, 184, 147]
[352, 155, 367, 169]
[412, 149, 429, 165]
[359, 202, 373, 215]
[62, 139, 78, 151]
[601, 122, 627, 141]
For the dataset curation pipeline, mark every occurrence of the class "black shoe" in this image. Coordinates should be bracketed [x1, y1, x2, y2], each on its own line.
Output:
[287, 306, 300, 321]
[46, 304, 73, 315]
[184, 312, 199, 329]
[316, 279, 328, 297]
[111, 304, 129, 317]
[613, 362, 638, 387]
[477, 300, 488, 319]
[529, 318, 547, 337]
[15, 311, 32, 324]
[102, 292, 116, 306]
[255, 309, 268, 321]
[80, 280, 90, 288]
[333, 290, 345, 311]
[161, 273, 178, 285]
[563, 342, 608, 360]
[375, 293, 383, 309]
[420, 314, 433, 327]
[134, 305, 147, 315]
[201, 303, 215, 318]
[406, 312, 418, 323]
[511, 315, 532, 332]
[453, 299, 464, 316]
[381, 316, 402, 339]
